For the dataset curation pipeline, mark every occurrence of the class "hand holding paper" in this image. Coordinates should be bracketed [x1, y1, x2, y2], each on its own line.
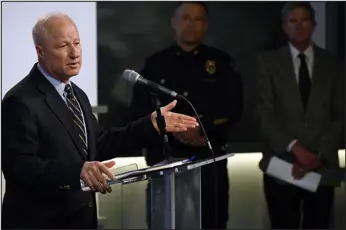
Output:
[292, 163, 306, 179]
[292, 142, 321, 171]
[266, 156, 321, 192]
[80, 161, 116, 194]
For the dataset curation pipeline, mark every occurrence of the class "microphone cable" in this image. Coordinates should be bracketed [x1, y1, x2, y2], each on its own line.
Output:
[179, 96, 219, 228]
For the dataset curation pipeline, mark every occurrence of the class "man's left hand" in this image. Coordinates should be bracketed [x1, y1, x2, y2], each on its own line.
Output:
[173, 128, 207, 147]
[292, 143, 320, 168]
[291, 157, 322, 180]
[151, 100, 199, 133]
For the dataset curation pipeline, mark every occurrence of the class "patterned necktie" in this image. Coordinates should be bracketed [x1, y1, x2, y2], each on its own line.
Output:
[64, 84, 88, 155]
[298, 53, 311, 112]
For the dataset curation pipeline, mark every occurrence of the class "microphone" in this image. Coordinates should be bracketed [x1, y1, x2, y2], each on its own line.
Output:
[123, 69, 216, 158]
[122, 69, 183, 99]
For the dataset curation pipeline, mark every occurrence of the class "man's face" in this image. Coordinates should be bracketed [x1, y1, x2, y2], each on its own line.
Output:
[36, 17, 82, 82]
[172, 3, 208, 45]
[282, 7, 316, 45]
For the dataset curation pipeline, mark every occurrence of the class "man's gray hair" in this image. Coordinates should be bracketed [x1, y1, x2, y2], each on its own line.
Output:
[281, 2, 315, 22]
[32, 12, 73, 45]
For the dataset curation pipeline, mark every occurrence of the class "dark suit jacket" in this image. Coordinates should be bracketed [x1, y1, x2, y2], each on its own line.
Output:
[257, 45, 345, 186]
[1, 64, 158, 229]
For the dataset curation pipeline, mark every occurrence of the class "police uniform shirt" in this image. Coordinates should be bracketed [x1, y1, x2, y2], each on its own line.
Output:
[132, 43, 243, 161]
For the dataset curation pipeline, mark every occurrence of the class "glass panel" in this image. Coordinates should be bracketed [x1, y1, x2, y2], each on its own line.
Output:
[150, 167, 201, 229]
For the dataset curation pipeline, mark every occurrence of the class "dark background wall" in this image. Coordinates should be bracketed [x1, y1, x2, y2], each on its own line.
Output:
[326, 1, 345, 60]
[95, 3, 345, 229]
[96, 1, 345, 155]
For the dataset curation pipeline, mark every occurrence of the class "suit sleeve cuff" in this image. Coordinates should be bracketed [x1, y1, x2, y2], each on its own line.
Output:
[142, 114, 160, 137]
[287, 139, 298, 152]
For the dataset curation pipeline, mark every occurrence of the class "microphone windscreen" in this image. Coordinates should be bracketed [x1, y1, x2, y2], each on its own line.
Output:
[122, 69, 139, 84]
[110, 69, 138, 107]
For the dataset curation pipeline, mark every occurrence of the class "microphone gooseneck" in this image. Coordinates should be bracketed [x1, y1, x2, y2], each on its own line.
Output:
[124, 69, 219, 228]
[179, 96, 219, 228]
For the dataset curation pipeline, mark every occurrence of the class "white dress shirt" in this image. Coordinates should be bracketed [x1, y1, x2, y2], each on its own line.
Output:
[289, 42, 314, 83]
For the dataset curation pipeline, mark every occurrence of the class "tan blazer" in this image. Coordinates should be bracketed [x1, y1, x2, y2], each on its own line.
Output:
[257, 44, 345, 186]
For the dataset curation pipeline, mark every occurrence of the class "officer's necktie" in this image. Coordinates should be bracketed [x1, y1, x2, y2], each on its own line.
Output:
[64, 84, 88, 155]
[298, 53, 311, 112]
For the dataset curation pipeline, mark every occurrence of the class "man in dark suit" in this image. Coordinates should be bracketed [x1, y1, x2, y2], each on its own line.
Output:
[257, 2, 345, 229]
[131, 2, 243, 229]
[1, 13, 199, 229]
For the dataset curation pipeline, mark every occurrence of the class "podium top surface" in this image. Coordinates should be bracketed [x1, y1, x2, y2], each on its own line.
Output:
[82, 153, 235, 190]
[112, 152, 234, 185]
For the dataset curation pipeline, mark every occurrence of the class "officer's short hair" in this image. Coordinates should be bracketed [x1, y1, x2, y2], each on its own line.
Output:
[175, 1, 209, 15]
[281, 1, 315, 23]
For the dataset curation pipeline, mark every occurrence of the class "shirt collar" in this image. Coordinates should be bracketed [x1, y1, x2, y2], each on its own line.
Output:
[37, 63, 71, 98]
[174, 43, 202, 56]
[289, 42, 314, 62]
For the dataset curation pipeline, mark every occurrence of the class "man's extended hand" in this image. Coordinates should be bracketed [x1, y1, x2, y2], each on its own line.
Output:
[173, 127, 207, 147]
[80, 161, 116, 194]
[151, 100, 199, 132]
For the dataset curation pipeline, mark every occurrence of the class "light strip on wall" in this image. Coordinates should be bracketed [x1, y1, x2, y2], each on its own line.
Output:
[113, 150, 345, 169]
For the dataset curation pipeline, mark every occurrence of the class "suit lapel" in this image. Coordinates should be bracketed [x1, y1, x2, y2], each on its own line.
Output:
[278, 46, 305, 116]
[306, 46, 326, 116]
[72, 83, 96, 161]
[32, 66, 87, 160]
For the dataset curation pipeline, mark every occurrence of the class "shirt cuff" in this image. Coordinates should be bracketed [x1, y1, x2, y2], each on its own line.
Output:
[80, 179, 85, 189]
[287, 139, 298, 152]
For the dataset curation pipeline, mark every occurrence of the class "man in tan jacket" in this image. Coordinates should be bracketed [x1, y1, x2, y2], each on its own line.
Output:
[257, 2, 344, 229]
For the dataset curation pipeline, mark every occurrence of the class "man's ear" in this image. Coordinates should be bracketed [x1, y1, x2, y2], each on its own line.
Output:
[204, 20, 208, 34]
[35, 45, 44, 58]
[281, 22, 288, 36]
[311, 20, 317, 34]
[171, 15, 176, 30]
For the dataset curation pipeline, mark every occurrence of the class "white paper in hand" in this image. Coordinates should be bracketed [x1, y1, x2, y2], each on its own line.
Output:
[266, 156, 321, 192]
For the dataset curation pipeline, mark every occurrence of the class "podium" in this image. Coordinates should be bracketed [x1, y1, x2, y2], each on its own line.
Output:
[90, 95, 233, 229]
[95, 153, 234, 229]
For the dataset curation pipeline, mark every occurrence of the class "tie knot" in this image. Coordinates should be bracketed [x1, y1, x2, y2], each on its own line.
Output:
[298, 53, 306, 60]
[64, 84, 73, 98]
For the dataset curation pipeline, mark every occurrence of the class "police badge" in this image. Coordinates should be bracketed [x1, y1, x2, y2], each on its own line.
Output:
[206, 60, 216, 75]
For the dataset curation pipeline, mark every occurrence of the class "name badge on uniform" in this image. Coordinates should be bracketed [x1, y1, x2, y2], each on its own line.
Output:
[206, 60, 216, 75]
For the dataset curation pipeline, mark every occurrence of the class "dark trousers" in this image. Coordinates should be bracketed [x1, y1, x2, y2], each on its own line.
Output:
[1, 204, 96, 229]
[263, 175, 335, 229]
[146, 160, 229, 229]
[201, 160, 229, 229]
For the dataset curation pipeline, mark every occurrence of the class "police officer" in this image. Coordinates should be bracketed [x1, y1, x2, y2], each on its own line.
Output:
[130, 2, 243, 229]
